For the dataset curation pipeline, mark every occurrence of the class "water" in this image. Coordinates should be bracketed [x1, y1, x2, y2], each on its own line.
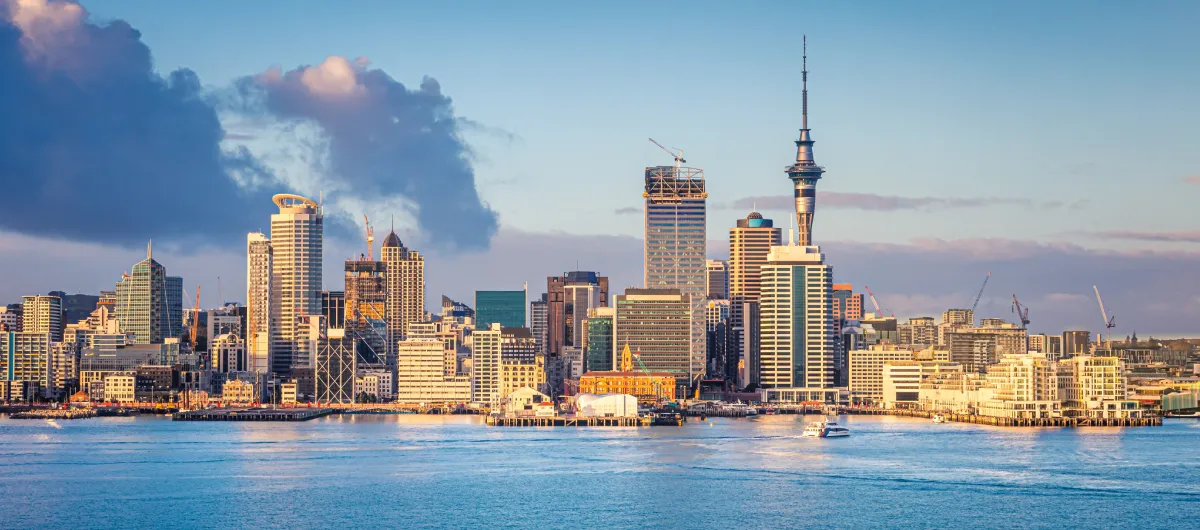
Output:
[2, 414, 1198, 528]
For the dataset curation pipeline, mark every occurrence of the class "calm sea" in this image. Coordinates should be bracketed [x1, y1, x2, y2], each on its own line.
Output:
[1, 414, 1197, 528]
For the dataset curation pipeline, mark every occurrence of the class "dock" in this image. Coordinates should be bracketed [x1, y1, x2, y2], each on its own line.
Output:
[172, 407, 336, 421]
[878, 408, 1161, 427]
[9, 408, 97, 420]
[485, 415, 649, 427]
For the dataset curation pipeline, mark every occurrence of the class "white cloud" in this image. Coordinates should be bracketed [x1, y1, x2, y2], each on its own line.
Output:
[297, 56, 365, 97]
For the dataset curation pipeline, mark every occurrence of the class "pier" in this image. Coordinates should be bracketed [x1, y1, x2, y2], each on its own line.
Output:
[173, 408, 336, 421]
[877, 408, 1161, 427]
[486, 415, 649, 427]
[9, 408, 97, 420]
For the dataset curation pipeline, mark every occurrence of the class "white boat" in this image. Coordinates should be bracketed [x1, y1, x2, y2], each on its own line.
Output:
[802, 419, 850, 438]
[932, 414, 946, 424]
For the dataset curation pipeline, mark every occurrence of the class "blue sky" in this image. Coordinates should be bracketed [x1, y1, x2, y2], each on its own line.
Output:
[3, 1, 1198, 335]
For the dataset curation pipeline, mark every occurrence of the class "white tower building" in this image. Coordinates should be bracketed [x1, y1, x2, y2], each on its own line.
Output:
[759, 244, 834, 389]
[246, 232, 273, 374]
[269, 194, 323, 375]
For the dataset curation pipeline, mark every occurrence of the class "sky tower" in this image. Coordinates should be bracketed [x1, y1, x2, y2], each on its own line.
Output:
[786, 35, 825, 246]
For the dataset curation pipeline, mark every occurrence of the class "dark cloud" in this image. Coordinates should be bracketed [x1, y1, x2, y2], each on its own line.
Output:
[0, 1, 277, 248]
[225, 56, 498, 250]
[727, 193, 1069, 212]
[613, 206, 640, 215]
[1094, 230, 1200, 243]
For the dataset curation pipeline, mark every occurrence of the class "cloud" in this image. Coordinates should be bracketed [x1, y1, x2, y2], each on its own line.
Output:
[1184, 175, 1200, 186]
[225, 56, 498, 250]
[0, 0, 279, 248]
[726, 193, 1070, 212]
[1094, 230, 1200, 243]
[613, 207, 640, 215]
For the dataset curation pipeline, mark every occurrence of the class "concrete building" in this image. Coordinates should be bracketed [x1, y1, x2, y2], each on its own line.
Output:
[529, 294, 547, 356]
[115, 243, 183, 345]
[103, 374, 136, 403]
[269, 194, 323, 376]
[1, 332, 52, 398]
[831, 284, 864, 326]
[246, 232, 273, 374]
[848, 345, 917, 404]
[471, 323, 503, 407]
[475, 290, 526, 330]
[941, 309, 975, 328]
[354, 370, 393, 401]
[1063, 330, 1091, 357]
[899, 317, 937, 347]
[395, 333, 471, 404]
[381, 230, 424, 377]
[546, 272, 609, 357]
[21, 295, 62, 343]
[759, 244, 834, 389]
[500, 327, 538, 364]
[977, 354, 1061, 419]
[212, 333, 247, 373]
[583, 307, 614, 373]
[706, 259, 728, 300]
[881, 361, 963, 408]
[222, 379, 257, 404]
[0, 306, 21, 332]
[1058, 356, 1142, 419]
[643, 164, 707, 383]
[948, 324, 1029, 372]
[612, 289, 692, 389]
[501, 355, 546, 400]
[739, 300, 761, 390]
[728, 211, 781, 355]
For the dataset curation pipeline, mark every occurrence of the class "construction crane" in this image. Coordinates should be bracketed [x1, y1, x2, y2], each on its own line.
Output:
[1011, 294, 1030, 329]
[648, 138, 685, 172]
[189, 284, 202, 347]
[970, 272, 991, 314]
[1094, 285, 1116, 349]
[363, 214, 375, 261]
[863, 285, 893, 318]
[632, 348, 667, 407]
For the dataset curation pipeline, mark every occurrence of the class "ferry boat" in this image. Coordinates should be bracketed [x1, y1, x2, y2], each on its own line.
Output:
[932, 414, 947, 424]
[802, 419, 850, 438]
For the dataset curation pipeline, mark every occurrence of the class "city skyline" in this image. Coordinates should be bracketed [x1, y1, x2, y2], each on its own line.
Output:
[1, 1, 1199, 335]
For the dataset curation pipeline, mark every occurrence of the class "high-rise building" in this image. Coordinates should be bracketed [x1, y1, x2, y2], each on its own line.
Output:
[344, 260, 387, 365]
[831, 284, 864, 328]
[0, 306, 21, 332]
[212, 333, 247, 373]
[115, 243, 183, 345]
[313, 323, 356, 404]
[759, 244, 834, 389]
[21, 295, 62, 343]
[706, 260, 728, 300]
[612, 289, 691, 391]
[500, 327, 538, 363]
[644, 164, 707, 382]
[395, 323, 471, 404]
[583, 307, 614, 373]
[1063, 330, 1091, 357]
[475, 290, 526, 330]
[729, 211, 782, 339]
[321, 291, 345, 329]
[381, 230, 425, 367]
[471, 323, 503, 406]
[529, 294, 548, 356]
[269, 194, 323, 376]
[848, 344, 916, 404]
[546, 272, 608, 357]
[899, 317, 937, 347]
[246, 232, 272, 374]
[1, 332, 52, 397]
[739, 300, 761, 389]
[785, 37, 826, 247]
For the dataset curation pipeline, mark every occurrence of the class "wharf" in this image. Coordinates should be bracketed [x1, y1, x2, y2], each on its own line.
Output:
[10, 408, 97, 420]
[486, 415, 648, 427]
[882, 408, 1161, 427]
[173, 407, 336, 422]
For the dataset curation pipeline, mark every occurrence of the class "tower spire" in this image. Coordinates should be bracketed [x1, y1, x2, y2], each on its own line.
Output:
[802, 34, 808, 131]
[786, 34, 825, 247]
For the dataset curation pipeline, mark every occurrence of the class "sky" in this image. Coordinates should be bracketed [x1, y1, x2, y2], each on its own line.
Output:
[2, 0, 1199, 336]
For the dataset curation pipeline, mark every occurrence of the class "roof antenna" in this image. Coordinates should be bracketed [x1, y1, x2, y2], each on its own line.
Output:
[802, 34, 808, 131]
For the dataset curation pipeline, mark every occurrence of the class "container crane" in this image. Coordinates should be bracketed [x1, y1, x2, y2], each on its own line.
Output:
[648, 138, 685, 172]
[970, 272, 991, 314]
[863, 285, 893, 318]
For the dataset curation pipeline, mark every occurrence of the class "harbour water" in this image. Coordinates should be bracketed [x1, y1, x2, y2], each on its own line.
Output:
[2, 414, 1198, 528]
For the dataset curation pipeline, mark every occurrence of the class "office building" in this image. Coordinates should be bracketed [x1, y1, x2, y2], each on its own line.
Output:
[475, 290, 526, 330]
[321, 291, 345, 329]
[501, 355, 547, 399]
[212, 333, 247, 373]
[103, 374, 136, 403]
[115, 243, 183, 345]
[831, 284, 864, 324]
[529, 294, 548, 356]
[546, 272, 609, 357]
[706, 260, 728, 300]
[21, 295, 62, 343]
[644, 162, 707, 383]
[246, 232, 272, 373]
[728, 211, 782, 350]
[471, 323, 503, 406]
[848, 345, 917, 404]
[759, 244, 834, 389]
[395, 325, 471, 404]
[381, 230, 425, 368]
[739, 300, 761, 389]
[583, 307, 614, 372]
[269, 194, 323, 376]
[500, 327, 538, 363]
[613, 289, 692, 389]
[1063, 330, 1091, 357]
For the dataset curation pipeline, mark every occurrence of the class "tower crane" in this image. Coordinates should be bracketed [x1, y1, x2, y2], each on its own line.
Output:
[1011, 294, 1031, 353]
[863, 285, 893, 318]
[970, 272, 991, 314]
[648, 138, 686, 172]
[189, 284, 202, 348]
[1094, 285, 1116, 349]
[363, 214, 375, 261]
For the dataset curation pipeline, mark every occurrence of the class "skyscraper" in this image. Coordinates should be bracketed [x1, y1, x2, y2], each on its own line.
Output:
[612, 288, 691, 392]
[246, 232, 273, 373]
[21, 295, 62, 343]
[269, 194, 323, 376]
[583, 306, 614, 372]
[706, 260, 728, 300]
[644, 164, 707, 384]
[344, 259, 387, 365]
[529, 294, 548, 356]
[381, 230, 425, 370]
[728, 211, 782, 339]
[115, 242, 183, 345]
[759, 244, 834, 389]
[471, 323, 503, 406]
[785, 36, 825, 247]
[546, 272, 609, 357]
[475, 290, 526, 330]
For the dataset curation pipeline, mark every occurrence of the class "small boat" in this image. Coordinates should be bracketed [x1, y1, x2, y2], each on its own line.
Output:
[802, 418, 849, 438]
[932, 414, 946, 424]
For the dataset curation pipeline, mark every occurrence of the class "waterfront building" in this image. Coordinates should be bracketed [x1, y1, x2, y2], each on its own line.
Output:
[578, 371, 676, 404]
[529, 294, 547, 356]
[51, 342, 77, 397]
[881, 361, 964, 408]
[1062, 330, 1091, 357]
[221, 379, 257, 404]
[280, 383, 297, 404]
[471, 323, 503, 407]
[212, 333, 247, 373]
[78, 342, 172, 390]
[501, 386, 552, 415]
[115, 243, 183, 345]
[1058, 356, 1142, 419]
[759, 244, 834, 389]
[643, 163, 707, 383]
[728, 211, 781, 353]
[246, 232, 272, 374]
[706, 260, 728, 300]
[848, 344, 917, 404]
[395, 330, 471, 404]
[381, 230, 425, 372]
[612, 289, 692, 389]
[918, 371, 988, 413]
[21, 295, 62, 343]
[501, 355, 547, 399]
[269, 194, 323, 376]
[1, 332, 52, 397]
[354, 370, 393, 401]
[546, 272, 609, 357]
[583, 307, 614, 373]
[313, 325, 356, 404]
[475, 290, 526, 330]
[103, 373, 136, 403]
[977, 354, 1061, 419]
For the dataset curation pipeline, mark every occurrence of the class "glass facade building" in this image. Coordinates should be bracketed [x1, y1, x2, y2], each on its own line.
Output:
[584, 309, 614, 372]
[115, 246, 183, 345]
[475, 290, 526, 330]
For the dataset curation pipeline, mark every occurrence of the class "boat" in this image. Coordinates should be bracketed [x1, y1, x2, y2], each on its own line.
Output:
[932, 414, 946, 424]
[802, 418, 850, 438]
